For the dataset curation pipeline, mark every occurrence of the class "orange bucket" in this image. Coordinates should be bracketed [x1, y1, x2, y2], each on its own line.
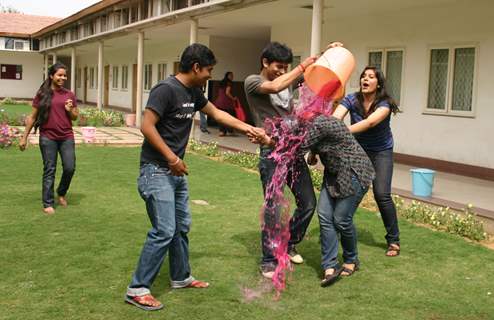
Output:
[304, 47, 355, 99]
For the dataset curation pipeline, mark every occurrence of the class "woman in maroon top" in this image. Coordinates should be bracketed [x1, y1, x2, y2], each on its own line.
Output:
[214, 71, 237, 136]
[19, 62, 79, 215]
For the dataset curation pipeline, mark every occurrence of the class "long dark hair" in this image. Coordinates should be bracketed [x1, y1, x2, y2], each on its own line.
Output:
[219, 71, 233, 87]
[34, 62, 66, 131]
[355, 66, 399, 118]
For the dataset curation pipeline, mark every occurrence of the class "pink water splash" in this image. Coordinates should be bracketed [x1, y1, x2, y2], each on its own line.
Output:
[261, 83, 337, 297]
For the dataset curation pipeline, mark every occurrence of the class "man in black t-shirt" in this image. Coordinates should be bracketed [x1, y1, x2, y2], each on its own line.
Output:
[125, 44, 259, 311]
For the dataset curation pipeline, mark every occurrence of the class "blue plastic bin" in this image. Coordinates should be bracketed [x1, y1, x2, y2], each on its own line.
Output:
[410, 168, 435, 197]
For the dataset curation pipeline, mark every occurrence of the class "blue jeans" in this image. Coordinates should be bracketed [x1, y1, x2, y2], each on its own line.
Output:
[128, 164, 194, 295]
[366, 148, 400, 244]
[318, 175, 368, 270]
[39, 136, 76, 208]
[258, 147, 316, 266]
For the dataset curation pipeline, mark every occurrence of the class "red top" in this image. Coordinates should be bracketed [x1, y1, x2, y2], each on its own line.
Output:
[33, 87, 76, 140]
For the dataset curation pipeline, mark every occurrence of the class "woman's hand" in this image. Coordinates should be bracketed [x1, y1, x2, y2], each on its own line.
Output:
[64, 99, 73, 112]
[307, 151, 318, 165]
[19, 136, 27, 151]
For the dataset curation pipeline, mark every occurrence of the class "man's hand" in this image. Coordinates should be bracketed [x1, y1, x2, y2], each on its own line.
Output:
[326, 41, 344, 50]
[168, 157, 188, 176]
[300, 56, 318, 70]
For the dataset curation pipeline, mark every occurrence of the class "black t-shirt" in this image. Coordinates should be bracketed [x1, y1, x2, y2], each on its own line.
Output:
[140, 76, 208, 167]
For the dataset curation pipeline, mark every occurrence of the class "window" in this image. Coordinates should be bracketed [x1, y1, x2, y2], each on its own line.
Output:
[368, 49, 404, 105]
[14, 41, 24, 50]
[112, 66, 119, 89]
[426, 46, 476, 115]
[114, 11, 121, 28]
[121, 65, 128, 90]
[144, 64, 153, 90]
[171, 0, 188, 10]
[4, 38, 14, 49]
[89, 67, 97, 89]
[101, 15, 108, 32]
[1, 64, 22, 80]
[157, 63, 167, 81]
[76, 68, 81, 88]
[161, 0, 171, 13]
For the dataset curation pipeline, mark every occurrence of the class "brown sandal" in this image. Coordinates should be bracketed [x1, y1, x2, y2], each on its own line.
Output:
[125, 294, 164, 311]
[386, 244, 400, 257]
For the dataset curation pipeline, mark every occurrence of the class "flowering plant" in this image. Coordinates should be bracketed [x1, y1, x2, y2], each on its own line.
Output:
[0, 123, 20, 149]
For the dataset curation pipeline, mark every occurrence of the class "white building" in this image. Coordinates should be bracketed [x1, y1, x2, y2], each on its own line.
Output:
[0, 13, 60, 99]
[2, 0, 493, 179]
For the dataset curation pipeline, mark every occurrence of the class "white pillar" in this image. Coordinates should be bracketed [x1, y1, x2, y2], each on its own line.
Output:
[52, 52, 57, 64]
[44, 54, 48, 80]
[310, 0, 323, 56]
[97, 41, 104, 110]
[190, 19, 198, 44]
[136, 31, 144, 128]
[70, 47, 76, 92]
[189, 19, 199, 139]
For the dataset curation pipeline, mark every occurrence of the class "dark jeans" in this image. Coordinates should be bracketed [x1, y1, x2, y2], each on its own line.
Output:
[128, 164, 194, 293]
[366, 148, 400, 244]
[318, 175, 368, 270]
[39, 136, 76, 208]
[258, 147, 316, 265]
[218, 109, 235, 134]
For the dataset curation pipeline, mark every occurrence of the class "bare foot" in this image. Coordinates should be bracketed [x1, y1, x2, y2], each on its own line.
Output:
[43, 207, 55, 215]
[58, 196, 68, 207]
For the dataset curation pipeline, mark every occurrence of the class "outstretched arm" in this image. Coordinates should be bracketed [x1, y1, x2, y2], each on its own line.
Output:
[348, 107, 390, 134]
[256, 56, 317, 94]
[202, 102, 259, 139]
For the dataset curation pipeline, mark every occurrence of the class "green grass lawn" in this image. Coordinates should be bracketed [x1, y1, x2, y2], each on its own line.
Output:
[0, 103, 32, 117]
[0, 146, 493, 320]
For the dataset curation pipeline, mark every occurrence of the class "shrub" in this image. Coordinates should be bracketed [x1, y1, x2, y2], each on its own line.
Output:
[0, 123, 20, 149]
[75, 108, 124, 127]
[0, 97, 17, 105]
[394, 196, 487, 241]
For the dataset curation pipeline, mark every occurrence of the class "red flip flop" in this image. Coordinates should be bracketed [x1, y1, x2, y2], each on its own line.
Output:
[185, 280, 209, 288]
[125, 294, 164, 311]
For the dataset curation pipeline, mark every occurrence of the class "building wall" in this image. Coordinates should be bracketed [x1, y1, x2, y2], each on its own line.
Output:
[209, 35, 269, 81]
[272, 1, 494, 168]
[0, 50, 44, 99]
[75, 35, 208, 110]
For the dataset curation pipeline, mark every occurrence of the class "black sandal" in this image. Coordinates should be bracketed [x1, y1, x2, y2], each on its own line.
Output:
[386, 244, 400, 257]
[341, 262, 360, 277]
[320, 267, 343, 287]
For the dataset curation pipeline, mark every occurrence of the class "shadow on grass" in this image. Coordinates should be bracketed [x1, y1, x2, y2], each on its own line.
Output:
[64, 192, 87, 206]
[356, 227, 388, 250]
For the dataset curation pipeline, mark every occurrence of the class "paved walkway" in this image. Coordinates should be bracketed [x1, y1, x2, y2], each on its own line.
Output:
[23, 124, 494, 231]
[26, 127, 144, 145]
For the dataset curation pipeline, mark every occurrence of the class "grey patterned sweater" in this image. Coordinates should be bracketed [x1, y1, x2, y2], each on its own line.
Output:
[300, 115, 375, 198]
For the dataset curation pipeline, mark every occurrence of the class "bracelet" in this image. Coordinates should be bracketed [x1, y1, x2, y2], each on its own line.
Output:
[298, 64, 306, 72]
[169, 157, 180, 166]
